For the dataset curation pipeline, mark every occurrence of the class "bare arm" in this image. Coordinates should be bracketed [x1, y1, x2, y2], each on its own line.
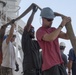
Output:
[42, 17, 71, 41]
[25, 5, 38, 32]
[6, 24, 16, 44]
[43, 26, 62, 41]
[59, 31, 69, 39]
[68, 60, 73, 75]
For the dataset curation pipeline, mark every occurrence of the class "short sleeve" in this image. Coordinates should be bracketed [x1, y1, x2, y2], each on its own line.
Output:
[36, 29, 46, 41]
[2, 39, 8, 47]
[68, 49, 75, 61]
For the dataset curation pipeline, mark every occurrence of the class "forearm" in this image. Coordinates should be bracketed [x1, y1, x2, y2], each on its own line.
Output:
[25, 12, 35, 31]
[25, 5, 37, 31]
[68, 60, 72, 74]
[43, 26, 62, 41]
[64, 32, 70, 39]
[6, 25, 15, 44]
[27, 12, 35, 25]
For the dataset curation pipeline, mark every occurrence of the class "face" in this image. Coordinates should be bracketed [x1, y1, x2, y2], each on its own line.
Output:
[42, 17, 53, 27]
[29, 27, 35, 38]
[60, 46, 65, 50]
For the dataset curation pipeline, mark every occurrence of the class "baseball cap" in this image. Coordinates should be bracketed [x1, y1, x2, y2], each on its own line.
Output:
[40, 7, 55, 19]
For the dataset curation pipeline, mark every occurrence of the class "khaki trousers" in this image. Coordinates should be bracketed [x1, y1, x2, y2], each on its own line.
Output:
[1, 66, 13, 75]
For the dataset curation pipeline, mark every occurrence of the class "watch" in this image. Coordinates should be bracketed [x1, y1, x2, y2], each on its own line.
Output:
[59, 25, 63, 28]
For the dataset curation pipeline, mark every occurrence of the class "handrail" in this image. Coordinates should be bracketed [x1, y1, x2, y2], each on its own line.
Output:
[0, 1, 6, 7]
[2, 3, 41, 27]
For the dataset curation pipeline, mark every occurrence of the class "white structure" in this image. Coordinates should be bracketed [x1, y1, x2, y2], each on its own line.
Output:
[0, 0, 25, 75]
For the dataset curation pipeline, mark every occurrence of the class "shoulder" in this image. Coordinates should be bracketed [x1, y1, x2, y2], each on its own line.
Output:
[68, 48, 75, 59]
[69, 48, 74, 54]
[36, 27, 43, 32]
[36, 27, 45, 35]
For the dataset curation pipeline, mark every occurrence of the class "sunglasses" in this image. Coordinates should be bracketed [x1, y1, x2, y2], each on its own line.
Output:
[44, 18, 53, 22]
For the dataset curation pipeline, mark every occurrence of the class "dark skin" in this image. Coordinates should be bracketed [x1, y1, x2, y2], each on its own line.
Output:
[0, 20, 15, 64]
[24, 5, 38, 39]
[0, 19, 15, 49]
[0, 25, 9, 53]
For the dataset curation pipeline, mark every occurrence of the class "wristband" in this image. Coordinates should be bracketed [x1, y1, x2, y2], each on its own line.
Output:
[59, 25, 63, 28]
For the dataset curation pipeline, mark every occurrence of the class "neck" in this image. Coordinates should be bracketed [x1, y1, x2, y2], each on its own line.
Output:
[42, 25, 50, 28]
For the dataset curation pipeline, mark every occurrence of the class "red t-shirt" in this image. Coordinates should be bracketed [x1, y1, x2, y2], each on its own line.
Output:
[36, 27, 63, 71]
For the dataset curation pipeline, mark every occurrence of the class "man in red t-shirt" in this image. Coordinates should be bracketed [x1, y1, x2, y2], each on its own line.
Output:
[36, 7, 71, 75]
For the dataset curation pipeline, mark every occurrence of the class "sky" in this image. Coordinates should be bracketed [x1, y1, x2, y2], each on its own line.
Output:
[19, 0, 76, 57]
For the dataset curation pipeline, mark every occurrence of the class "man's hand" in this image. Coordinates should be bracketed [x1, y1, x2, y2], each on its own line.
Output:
[32, 5, 38, 13]
[63, 16, 71, 23]
[60, 16, 71, 27]
[11, 19, 15, 24]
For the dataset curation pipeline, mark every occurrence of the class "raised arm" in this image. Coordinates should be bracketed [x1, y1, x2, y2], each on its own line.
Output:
[43, 16, 71, 41]
[6, 23, 16, 44]
[25, 5, 38, 32]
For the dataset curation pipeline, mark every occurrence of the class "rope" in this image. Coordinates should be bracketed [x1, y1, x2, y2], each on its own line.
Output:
[65, 22, 76, 56]
[2, 3, 42, 27]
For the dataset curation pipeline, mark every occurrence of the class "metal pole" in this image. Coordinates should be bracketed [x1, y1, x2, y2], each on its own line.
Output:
[15, 10, 19, 59]
[65, 22, 76, 55]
